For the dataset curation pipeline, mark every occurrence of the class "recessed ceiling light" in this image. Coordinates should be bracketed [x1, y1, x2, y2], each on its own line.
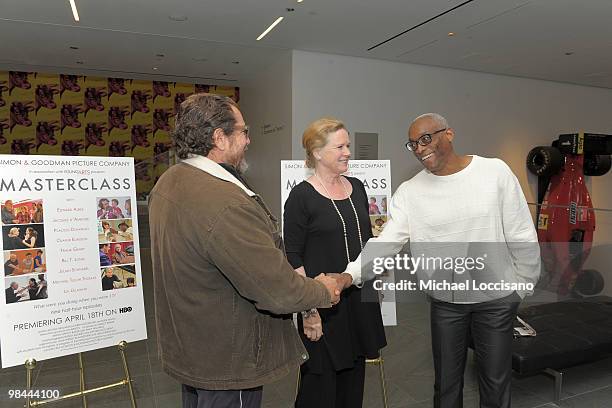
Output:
[297, 0, 304, 3]
[153, 67, 158, 71]
[169, 14, 188, 21]
[69, 0, 80, 22]
[257, 16, 284, 41]
[565, 51, 574, 56]
[69, 46, 79, 50]
[448, 32, 455, 37]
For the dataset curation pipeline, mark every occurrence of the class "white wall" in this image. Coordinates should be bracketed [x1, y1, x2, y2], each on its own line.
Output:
[240, 51, 293, 218]
[292, 50, 612, 203]
[291, 51, 612, 216]
[292, 50, 612, 294]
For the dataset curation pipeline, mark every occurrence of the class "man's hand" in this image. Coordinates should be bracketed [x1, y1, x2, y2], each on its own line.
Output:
[315, 273, 341, 305]
[326, 273, 353, 290]
[302, 310, 323, 341]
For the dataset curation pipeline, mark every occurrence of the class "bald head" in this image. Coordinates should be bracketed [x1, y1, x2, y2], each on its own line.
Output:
[409, 113, 449, 134]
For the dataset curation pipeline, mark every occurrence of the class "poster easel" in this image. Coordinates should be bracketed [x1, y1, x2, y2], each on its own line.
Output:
[23, 341, 137, 408]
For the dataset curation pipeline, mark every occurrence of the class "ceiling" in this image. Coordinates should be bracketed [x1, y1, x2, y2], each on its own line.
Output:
[1, 0, 611, 88]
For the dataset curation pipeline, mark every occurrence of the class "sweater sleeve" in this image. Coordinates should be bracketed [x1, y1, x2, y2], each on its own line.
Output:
[283, 186, 307, 269]
[206, 202, 332, 314]
[498, 161, 541, 297]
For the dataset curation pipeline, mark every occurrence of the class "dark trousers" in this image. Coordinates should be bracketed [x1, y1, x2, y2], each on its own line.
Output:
[295, 355, 366, 408]
[182, 384, 262, 408]
[430, 293, 520, 408]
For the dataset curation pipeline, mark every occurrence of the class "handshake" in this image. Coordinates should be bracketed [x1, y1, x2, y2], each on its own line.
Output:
[314, 273, 353, 306]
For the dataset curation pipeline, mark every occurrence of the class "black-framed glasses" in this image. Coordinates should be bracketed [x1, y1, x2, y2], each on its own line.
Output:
[404, 128, 447, 151]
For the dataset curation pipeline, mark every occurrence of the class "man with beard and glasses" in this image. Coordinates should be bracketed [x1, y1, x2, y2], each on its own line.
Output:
[334, 113, 540, 408]
[148, 93, 343, 408]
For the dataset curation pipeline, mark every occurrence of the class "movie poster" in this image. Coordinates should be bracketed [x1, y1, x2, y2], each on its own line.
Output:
[280, 160, 397, 325]
[0, 155, 146, 367]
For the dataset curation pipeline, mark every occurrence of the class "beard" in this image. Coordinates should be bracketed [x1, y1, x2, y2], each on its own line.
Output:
[229, 147, 248, 174]
[225, 137, 249, 174]
[237, 158, 249, 174]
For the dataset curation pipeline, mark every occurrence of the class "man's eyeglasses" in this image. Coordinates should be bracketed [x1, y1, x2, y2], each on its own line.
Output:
[404, 128, 447, 151]
[235, 125, 250, 137]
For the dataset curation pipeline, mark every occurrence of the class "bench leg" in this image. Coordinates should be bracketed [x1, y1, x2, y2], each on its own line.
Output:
[543, 368, 563, 404]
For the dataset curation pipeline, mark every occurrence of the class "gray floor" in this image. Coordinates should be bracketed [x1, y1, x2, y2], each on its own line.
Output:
[1, 250, 611, 407]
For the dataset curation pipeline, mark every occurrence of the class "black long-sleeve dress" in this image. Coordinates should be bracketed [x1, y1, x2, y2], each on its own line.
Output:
[283, 177, 386, 374]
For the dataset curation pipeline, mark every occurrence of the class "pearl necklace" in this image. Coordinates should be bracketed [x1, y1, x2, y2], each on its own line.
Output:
[314, 173, 364, 264]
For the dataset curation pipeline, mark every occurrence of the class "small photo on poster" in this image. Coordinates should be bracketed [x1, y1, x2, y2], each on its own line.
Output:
[4, 249, 46, 276]
[101, 265, 136, 291]
[367, 195, 387, 216]
[99, 241, 135, 267]
[1, 199, 44, 225]
[370, 215, 388, 237]
[96, 196, 132, 219]
[4, 274, 48, 304]
[98, 219, 134, 243]
[2, 224, 45, 251]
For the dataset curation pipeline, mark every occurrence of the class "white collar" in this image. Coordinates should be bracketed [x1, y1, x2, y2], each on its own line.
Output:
[181, 155, 257, 197]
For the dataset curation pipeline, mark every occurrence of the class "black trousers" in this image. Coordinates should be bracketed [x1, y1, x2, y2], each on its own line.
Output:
[430, 293, 520, 408]
[295, 355, 366, 408]
[182, 384, 263, 408]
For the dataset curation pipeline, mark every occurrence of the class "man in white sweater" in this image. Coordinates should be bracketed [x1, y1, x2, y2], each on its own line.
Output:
[335, 113, 540, 408]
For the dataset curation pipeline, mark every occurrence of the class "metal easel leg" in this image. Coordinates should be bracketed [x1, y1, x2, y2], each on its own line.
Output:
[25, 359, 37, 408]
[366, 352, 389, 408]
[118, 341, 137, 408]
[78, 353, 88, 408]
[378, 355, 389, 408]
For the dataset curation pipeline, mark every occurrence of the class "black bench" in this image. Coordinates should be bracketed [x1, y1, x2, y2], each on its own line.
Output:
[512, 297, 612, 402]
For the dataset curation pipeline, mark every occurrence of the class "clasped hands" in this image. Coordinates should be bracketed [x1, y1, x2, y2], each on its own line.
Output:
[314, 273, 353, 306]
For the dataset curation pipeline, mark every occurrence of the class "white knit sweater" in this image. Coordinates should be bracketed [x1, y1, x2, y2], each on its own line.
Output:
[346, 155, 540, 300]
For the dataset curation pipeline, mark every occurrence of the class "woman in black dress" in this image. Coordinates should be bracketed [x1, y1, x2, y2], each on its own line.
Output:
[284, 118, 386, 408]
[22, 227, 39, 249]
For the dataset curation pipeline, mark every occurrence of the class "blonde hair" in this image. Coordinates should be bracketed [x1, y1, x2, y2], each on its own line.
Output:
[302, 118, 347, 168]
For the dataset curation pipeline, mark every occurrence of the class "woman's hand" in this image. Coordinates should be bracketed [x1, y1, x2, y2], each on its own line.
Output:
[302, 310, 323, 341]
